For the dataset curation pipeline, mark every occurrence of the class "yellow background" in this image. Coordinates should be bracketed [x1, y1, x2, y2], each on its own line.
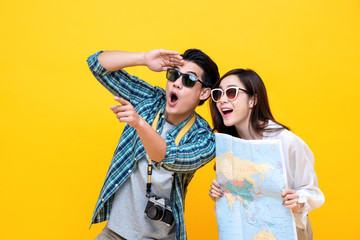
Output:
[1, 0, 359, 239]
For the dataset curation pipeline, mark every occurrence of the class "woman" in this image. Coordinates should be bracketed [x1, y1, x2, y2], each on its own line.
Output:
[208, 69, 324, 240]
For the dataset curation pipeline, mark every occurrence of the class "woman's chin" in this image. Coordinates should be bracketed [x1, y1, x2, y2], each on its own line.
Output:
[222, 119, 233, 127]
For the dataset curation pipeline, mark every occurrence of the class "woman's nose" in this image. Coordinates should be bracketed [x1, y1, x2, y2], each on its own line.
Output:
[219, 94, 228, 103]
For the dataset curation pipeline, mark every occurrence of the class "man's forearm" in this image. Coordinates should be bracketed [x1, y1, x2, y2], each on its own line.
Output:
[98, 51, 146, 71]
[135, 118, 167, 163]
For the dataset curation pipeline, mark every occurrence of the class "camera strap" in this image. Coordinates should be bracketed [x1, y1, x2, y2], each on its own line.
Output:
[146, 110, 196, 198]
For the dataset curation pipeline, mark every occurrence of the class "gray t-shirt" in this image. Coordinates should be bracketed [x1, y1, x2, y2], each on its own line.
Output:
[107, 121, 176, 240]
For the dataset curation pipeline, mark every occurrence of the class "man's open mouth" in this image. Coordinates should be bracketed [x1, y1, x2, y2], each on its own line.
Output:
[170, 92, 179, 105]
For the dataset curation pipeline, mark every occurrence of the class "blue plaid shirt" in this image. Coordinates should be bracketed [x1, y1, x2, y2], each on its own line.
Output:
[87, 51, 215, 240]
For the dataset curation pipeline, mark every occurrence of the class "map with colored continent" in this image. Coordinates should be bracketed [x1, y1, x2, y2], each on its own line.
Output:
[215, 133, 297, 240]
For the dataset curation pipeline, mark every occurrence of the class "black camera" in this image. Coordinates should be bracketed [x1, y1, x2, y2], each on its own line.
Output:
[144, 196, 174, 226]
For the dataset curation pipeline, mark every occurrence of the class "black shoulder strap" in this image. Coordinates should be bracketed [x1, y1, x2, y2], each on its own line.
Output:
[146, 111, 196, 197]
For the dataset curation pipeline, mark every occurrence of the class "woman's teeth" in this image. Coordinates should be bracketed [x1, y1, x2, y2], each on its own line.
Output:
[222, 109, 233, 116]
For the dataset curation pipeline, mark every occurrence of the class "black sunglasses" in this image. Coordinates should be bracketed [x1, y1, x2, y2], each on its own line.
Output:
[166, 68, 205, 88]
[211, 87, 250, 102]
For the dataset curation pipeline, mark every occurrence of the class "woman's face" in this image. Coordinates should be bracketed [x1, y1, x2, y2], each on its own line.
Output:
[215, 75, 254, 128]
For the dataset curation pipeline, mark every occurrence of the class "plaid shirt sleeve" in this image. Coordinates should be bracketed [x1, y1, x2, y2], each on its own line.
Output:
[160, 116, 216, 172]
[87, 51, 157, 106]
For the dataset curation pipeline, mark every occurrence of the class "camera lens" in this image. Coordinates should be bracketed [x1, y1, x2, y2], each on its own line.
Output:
[146, 205, 164, 220]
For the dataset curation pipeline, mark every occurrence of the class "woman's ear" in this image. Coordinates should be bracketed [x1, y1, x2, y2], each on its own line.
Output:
[249, 94, 258, 108]
[199, 87, 211, 101]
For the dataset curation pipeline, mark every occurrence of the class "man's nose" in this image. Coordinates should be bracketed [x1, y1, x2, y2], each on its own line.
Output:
[173, 76, 183, 89]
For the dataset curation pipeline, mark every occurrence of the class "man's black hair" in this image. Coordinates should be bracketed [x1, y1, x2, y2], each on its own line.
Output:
[181, 49, 220, 105]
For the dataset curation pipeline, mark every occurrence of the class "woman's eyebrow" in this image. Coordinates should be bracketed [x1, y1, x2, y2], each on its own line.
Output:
[220, 84, 238, 89]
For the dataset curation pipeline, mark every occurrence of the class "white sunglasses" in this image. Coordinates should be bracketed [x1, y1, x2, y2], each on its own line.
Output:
[211, 86, 250, 102]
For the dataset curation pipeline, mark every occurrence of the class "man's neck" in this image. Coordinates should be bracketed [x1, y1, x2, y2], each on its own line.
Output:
[165, 111, 194, 126]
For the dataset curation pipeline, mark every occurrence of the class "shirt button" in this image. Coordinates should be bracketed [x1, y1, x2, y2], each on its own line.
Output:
[157, 129, 160, 133]
[128, 170, 132, 173]
[115, 184, 118, 187]
[102, 198, 104, 202]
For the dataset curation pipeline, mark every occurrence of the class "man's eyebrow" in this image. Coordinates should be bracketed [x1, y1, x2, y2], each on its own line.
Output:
[173, 66, 199, 78]
[187, 71, 198, 78]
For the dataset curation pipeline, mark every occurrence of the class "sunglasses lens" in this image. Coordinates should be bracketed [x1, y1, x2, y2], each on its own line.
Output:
[166, 69, 178, 82]
[211, 89, 222, 102]
[167, 69, 200, 88]
[226, 88, 238, 100]
[183, 75, 196, 87]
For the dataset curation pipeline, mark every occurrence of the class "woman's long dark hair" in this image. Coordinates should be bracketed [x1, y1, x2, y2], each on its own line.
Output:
[210, 69, 289, 138]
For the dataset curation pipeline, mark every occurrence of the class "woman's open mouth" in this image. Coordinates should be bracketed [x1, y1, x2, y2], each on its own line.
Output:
[221, 108, 233, 117]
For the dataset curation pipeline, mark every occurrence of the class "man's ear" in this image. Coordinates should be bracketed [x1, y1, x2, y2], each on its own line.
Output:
[249, 94, 258, 108]
[199, 87, 211, 101]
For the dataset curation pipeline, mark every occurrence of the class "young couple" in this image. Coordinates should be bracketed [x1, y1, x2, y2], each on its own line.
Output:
[87, 48, 324, 240]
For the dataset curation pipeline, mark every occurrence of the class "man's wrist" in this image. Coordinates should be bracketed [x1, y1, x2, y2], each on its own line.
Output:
[137, 51, 146, 66]
[134, 117, 146, 130]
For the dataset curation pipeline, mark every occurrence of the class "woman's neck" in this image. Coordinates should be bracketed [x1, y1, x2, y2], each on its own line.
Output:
[235, 121, 263, 140]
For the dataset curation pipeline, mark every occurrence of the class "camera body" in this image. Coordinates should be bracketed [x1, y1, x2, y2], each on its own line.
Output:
[144, 196, 174, 226]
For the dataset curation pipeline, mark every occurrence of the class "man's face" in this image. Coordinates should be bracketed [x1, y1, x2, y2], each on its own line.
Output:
[165, 60, 210, 125]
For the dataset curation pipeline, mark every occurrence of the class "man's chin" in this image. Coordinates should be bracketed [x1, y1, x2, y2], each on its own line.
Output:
[165, 103, 176, 114]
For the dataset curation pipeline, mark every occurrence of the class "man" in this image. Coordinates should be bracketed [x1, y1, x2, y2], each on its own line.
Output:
[87, 48, 219, 240]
